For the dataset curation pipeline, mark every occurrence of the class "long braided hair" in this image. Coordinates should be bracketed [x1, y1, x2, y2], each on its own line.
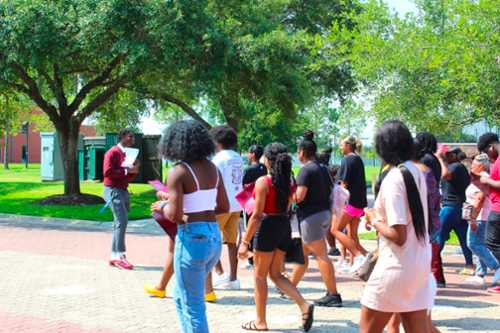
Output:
[375, 120, 428, 243]
[264, 142, 292, 216]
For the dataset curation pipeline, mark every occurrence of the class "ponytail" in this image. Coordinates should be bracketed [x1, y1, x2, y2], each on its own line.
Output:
[375, 120, 429, 244]
[264, 143, 293, 216]
[343, 135, 362, 154]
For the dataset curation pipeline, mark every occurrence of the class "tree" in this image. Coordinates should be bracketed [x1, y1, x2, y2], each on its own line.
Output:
[0, 0, 172, 195]
[323, 0, 500, 133]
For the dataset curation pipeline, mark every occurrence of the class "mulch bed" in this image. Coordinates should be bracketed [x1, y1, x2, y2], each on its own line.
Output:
[31, 194, 105, 206]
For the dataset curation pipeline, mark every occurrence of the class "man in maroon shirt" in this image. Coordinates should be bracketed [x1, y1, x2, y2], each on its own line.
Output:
[103, 129, 139, 270]
[474, 133, 500, 292]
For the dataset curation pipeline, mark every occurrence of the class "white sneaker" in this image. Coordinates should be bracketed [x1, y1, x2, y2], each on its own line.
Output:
[348, 255, 367, 274]
[334, 259, 348, 268]
[492, 268, 500, 285]
[212, 272, 230, 287]
[337, 266, 352, 274]
[214, 278, 240, 290]
[466, 276, 486, 285]
[239, 261, 253, 270]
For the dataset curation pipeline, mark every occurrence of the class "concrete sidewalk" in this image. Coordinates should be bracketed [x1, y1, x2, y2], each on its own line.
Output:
[0, 214, 499, 332]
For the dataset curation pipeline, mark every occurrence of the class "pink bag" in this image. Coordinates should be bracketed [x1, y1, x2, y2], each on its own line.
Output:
[235, 182, 256, 215]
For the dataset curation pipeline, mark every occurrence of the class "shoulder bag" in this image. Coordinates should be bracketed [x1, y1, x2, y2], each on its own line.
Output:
[285, 183, 305, 265]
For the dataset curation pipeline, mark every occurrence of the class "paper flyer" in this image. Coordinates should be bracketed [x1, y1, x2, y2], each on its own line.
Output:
[121, 148, 139, 168]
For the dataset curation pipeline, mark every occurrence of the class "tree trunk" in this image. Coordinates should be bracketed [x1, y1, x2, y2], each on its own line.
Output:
[55, 120, 81, 196]
[3, 117, 9, 170]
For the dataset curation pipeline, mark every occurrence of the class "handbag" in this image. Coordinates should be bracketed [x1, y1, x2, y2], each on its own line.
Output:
[235, 181, 256, 214]
[359, 241, 390, 282]
[285, 237, 305, 264]
[285, 188, 305, 265]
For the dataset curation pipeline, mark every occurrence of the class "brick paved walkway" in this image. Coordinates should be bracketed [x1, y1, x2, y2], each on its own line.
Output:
[0, 213, 499, 332]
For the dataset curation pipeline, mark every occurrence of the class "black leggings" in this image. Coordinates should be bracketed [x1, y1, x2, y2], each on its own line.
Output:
[486, 211, 500, 263]
[253, 215, 291, 253]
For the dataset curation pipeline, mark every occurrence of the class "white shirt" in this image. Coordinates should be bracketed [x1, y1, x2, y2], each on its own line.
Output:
[212, 149, 244, 212]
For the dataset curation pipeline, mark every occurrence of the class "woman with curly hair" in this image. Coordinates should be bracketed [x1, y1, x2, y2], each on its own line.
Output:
[151, 120, 229, 333]
[237, 142, 314, 332]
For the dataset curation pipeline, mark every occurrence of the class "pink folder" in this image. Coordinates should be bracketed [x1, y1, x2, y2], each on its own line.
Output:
[149, 182, 177, 240]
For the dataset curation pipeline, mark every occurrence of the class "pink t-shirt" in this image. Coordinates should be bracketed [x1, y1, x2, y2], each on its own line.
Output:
[490, 157, 500, 213]
[466, 183, 492, 221]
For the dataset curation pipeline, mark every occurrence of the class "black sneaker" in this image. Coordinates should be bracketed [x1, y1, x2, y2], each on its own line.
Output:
[436, 281, 446, 288]
[327, 248, 341, 256]
[314, 292, 343, 307]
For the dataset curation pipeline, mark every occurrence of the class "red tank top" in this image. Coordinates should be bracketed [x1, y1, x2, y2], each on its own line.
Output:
[254, 175, 296, 214]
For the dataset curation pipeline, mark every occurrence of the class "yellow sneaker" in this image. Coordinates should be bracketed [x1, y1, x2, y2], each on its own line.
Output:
[205, 291, 216, 302]
[143, 283, 166, 298]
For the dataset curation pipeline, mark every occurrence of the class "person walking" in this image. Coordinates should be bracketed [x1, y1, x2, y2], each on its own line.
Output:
[152, 119, 230, 333]
[361, 120, 432, 333]
[209, 125, 245, 290]
[416, 131, 445, 287]
[473, 133, 500, 293]
[237, 142, 314, 332]
[332, 135, 368, 274]
[240, 145, 268, 270]
[465, 154, 500, 286]
[435, 146, 473, 281]
[291, 130, 342, 307]
[103, 129, 140, 270]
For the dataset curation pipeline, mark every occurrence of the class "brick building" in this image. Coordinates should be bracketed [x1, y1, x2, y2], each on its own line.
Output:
[0, 109, 96, 164]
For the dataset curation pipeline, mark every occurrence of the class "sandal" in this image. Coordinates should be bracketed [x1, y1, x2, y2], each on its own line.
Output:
[241, 320, 269, 331]
[455, 268, 475, 275]
[302, 304, 314, 332]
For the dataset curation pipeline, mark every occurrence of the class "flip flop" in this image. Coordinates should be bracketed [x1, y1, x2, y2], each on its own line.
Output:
[241, 320, 269, 331]
[302, 304, 314, 332]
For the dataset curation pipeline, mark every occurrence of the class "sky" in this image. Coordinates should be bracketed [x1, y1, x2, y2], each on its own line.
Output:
[141, 0, 421, 138]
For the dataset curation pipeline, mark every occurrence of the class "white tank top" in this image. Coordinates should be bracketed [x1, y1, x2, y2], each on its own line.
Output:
[181, 162, 219, 214]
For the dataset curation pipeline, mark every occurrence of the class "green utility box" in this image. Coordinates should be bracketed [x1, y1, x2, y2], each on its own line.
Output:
[142, 135, 163, 182]
[83, 136, 106, 181]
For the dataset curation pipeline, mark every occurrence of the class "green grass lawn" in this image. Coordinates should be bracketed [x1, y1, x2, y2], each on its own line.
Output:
[0, 164, 160, 222]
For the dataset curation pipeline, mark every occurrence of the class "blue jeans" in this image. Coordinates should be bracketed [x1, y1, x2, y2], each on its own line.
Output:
[438, 205, 473, 266]
[103, 186, 130, 253]
[174, 222, 222, 333]
[467, 221, 500, 276]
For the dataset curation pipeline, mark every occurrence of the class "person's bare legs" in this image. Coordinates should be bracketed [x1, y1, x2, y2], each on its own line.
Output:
[359, 305, 394, 333]
[205, 272, 214, 295]
[387, 313, 401, 333]
[399, 309, 430, 333]
[214, 259, 224, 276]
[325, 229, 337, 252]
[213, 242, 238, 281]
[269, 250, 312, 315]
[306, 237, 338, 294]
[291, 241, 309, 286]
[349, 217, 368, 256]
[227, 242, 238, 281]
[332, 212, 361, 258]
[249, 250, 274, 330]
[428, 312, 441, 333]
[156, 237, 175, 291]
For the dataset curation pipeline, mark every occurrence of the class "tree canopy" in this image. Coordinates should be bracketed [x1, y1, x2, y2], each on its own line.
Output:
[323, 0, 500, 135]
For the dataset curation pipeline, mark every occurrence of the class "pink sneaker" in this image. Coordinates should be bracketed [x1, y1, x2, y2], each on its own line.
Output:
[487, 285, 500, 293]
[112, 256, 133, 270]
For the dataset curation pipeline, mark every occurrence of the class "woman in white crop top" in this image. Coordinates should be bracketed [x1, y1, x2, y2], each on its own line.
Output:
[151, 120, 229, 333]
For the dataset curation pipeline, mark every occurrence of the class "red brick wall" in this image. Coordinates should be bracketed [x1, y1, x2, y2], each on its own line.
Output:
[0, 109, 96, 163]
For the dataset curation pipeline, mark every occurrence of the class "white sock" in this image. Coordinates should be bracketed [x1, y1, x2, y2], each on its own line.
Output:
[111, 252, 119, 259]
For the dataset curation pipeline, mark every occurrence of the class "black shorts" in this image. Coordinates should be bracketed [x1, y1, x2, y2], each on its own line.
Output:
[253, 215, 291, 253]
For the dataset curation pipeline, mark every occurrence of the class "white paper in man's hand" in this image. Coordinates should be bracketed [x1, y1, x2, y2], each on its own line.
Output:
[121, 148, 139, 168]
